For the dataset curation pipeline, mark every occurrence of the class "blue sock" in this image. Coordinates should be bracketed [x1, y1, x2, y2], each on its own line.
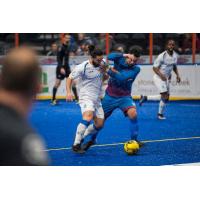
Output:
[129, 118, 139, 140]
[91, 125, 102, 141]
[80, 119, 90, 126]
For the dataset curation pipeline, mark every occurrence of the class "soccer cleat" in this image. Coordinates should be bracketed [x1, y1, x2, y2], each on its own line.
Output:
[157, 113, 166, 120]
[139, 95, 147, 106]
[73, 99, 79, 104]
[51, 100, 57, 106]
[81, 140, 97, 151]
[135, 140, 145, 148]
[72, 144, 85, 154]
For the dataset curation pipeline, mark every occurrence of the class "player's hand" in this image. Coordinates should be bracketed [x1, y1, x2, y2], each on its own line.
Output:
[66, 93, 73, 101]
[124, 54, 134, 60]
[99, 64, 108, 73]
[176, 76, 181, 83]
[110, 67, 118, 73]
[60, 68, 66, 75]
[100, 63, 111, 74]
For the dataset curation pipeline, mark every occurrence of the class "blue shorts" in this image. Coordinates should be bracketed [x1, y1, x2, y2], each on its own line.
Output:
[102, 93, 136, 118]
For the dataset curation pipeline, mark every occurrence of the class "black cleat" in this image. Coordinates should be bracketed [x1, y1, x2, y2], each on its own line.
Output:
[72, 144, 85, 154]
[136, 140, 145, 148]
[81, 140, 96, 151]
[139, 95, 147, 106]
[157, 113, 166, 120]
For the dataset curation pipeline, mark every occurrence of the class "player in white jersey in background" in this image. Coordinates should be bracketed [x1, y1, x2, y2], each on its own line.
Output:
[139, 39, 181, 120]
[66, 45, 108, 153]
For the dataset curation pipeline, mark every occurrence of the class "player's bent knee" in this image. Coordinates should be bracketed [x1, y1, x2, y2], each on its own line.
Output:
[83, 112, 94, 121]
[95, 121, 104, 129]
[161, 93, 169, 100]
[127, 108, 137, 119]
[161, 94, 169, 103]
[94, 118, 104, 129]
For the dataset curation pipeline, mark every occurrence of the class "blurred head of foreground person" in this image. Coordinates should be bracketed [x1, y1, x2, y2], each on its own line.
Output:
[0, 47, 49, 166]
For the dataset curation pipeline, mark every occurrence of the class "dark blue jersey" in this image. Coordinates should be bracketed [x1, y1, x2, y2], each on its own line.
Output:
[106, 53, 140, 97]
[108, 52, 131, 70]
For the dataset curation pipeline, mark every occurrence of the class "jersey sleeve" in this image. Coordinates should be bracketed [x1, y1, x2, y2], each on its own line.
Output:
[107, 53, 123, 61]
[153, 54, 163, 68]
[69, 63, 84, 80]
[107, 66, 140, 82]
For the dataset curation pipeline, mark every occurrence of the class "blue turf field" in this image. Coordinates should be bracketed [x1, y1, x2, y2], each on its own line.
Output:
[30, 100, 200, 166]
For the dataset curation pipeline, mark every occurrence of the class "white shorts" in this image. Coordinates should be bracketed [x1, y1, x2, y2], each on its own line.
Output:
[79, 99, 104, 119]
[153, 74, 170, 94]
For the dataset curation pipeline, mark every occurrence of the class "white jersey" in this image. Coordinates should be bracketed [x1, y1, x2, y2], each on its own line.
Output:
[69, 60, 103, 103]
[153, 50, 178, 79]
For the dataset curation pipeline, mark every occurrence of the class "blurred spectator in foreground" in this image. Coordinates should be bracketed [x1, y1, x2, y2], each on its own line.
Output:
[47, 42, 58, 56]
[0, 47, 49, 166]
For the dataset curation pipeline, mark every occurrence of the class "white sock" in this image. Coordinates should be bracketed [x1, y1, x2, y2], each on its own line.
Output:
[74, 123, 88, 145]
[158, 100, 165, 114]
[83, 124, 97, 138]
[147, 95, 161, 101]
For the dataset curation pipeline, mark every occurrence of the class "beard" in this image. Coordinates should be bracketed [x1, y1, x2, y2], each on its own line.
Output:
[92, 61, 99, 67]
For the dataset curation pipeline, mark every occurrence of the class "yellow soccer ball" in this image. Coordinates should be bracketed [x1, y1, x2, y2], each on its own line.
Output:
[124, 140, 140, 155]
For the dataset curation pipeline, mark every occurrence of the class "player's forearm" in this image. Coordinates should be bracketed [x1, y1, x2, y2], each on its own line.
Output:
[107, 69, 121, 80]
[173, 66, 180, 77]
[102, 74, 109, 82]
[66, 78, 73, 94]
[153, 67, 165, 78]
[123, 54, 130, 58]
[107, 68, 140, 82]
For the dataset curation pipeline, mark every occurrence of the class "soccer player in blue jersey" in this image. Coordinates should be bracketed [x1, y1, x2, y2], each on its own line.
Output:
[81, 48, 142, 151]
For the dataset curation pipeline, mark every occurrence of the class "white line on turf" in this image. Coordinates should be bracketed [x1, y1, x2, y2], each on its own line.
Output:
[174, 162, 200, 166]
[43, 136, 200, 152]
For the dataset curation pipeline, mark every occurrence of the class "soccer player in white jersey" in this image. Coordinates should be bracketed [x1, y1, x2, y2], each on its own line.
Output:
[66, 45, 107, 153]
[139, 39, 181, 120]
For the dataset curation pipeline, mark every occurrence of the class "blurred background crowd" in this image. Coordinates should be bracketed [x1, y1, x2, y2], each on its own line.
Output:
[0, 33, 200, 56]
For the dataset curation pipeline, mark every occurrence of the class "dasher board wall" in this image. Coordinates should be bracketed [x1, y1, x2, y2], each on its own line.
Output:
[38, 64, 200, 100]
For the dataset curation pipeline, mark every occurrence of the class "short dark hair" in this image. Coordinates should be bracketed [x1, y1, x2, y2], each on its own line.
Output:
[166, 39, 175, 45]
[88, 45, 103, 58]
[129, 47, 141, 57]
[1, 47, 41, 96]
